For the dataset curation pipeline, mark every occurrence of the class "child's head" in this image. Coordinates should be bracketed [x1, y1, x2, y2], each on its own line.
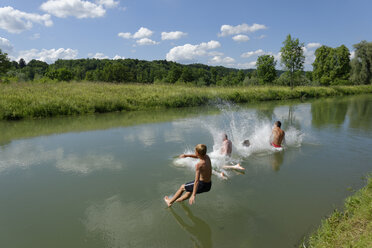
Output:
[195, 144, 207, 156]
[275, 121, 281, 128]
[242, 140, 250, 147]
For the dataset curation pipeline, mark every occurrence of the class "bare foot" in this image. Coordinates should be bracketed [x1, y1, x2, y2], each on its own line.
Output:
[164, 196, 172, 207]
[234, 163, 245, 171]
[220, 172, 228, 180]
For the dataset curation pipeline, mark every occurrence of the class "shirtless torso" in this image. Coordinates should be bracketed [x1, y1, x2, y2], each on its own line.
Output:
[271, 126, 285, 147]
[221, 139, 232, 156]
[197, 155, 212, 183]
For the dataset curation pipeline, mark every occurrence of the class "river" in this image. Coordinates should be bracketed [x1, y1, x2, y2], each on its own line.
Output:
[1, 94, 371, 248]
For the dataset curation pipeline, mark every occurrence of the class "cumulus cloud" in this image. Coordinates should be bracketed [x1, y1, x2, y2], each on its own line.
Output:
[306, 42, 321, 49]
[241, 49, 264, 58]
[166, 40, 221, 62]
[350, 51, 355, 59]
[118, 32, 131, 39]
[303, 43, 322, 68]
[232, 34, 250, 42]
[237, 61, 256, 69]
[161, 31, 187, 40]
[209, 56, 235, 66]
[16, 48, 78, 63]
[95, 0, 119, 8]
[118, 27, 154, 41]
[219, 23, 267, 37]
[0, 37, 13, 53]
[136, 38, 159, 46]
[0, 6, 52, 33]
[40, 0, 106, 18]
[113, 55, 125, 60]
[89, 52, 109, 59]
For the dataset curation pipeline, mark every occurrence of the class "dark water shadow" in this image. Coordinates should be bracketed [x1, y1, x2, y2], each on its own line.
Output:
[169, 204, 212, 248]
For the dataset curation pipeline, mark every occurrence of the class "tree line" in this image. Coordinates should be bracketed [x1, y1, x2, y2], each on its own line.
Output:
[0, 37, 371, 86]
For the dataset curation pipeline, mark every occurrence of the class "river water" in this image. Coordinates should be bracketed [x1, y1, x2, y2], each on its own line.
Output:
[0, 95, 371, 248]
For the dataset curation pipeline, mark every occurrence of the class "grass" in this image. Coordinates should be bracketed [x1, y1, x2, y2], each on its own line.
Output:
[302, 177, 372, 248]
[1, 82, 372, 120]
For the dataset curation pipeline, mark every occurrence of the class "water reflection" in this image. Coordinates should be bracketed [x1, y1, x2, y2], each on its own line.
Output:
[311, 98, 348, 128]
[347, 96, 372, 131]
[271, 151, 284, 171]
[169, 204, 212, 248]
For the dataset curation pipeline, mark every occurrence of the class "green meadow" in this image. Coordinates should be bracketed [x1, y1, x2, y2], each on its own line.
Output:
[1, 82, 372, 120]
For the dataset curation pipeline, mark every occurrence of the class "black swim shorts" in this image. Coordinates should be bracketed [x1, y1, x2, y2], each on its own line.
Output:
[184, 181, 212, 194]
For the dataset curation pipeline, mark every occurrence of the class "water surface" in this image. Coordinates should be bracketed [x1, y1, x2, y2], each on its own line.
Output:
[1, 95, 372, 248]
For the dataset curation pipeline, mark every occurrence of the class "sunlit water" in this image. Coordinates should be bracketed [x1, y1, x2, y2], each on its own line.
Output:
[1, 95, 372, 248]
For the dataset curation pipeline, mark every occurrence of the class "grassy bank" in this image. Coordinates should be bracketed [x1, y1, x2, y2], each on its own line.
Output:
[1, 82, 372, 120]
[303, 177, 372, 248]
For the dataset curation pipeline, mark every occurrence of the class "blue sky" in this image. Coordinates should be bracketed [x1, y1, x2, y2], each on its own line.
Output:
[0, 0, 371, 69]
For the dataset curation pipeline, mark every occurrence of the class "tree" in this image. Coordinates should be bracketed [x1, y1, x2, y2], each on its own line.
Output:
[312, 45, 350, 85]
[256, 55, 277, 84]
[19, 58, 26, 69]
[0, 49, 11, 76]
[280, 34, 305, 88]
[350, 40, 372, 85]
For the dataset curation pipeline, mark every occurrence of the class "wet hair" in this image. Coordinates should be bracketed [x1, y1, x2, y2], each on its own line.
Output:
[242, 140, 250, 147]
[223, 133, 228, 140]
[275, 121, 281, 128]
[195, 144, 207, 156]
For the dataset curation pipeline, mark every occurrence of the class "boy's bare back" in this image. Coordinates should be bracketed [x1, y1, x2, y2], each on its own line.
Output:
[197, 155, 212, 183]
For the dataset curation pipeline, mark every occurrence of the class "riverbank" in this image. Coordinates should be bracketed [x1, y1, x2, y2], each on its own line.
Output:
[303, 177, 372, 248]
[1, 82, 372, 120]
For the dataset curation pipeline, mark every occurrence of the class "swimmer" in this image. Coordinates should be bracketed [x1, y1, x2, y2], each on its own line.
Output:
[164, 144, 212, 207]
[221, 133, 232, 156]
[222, 140, 250, 171]
[270, 121, 285, 148]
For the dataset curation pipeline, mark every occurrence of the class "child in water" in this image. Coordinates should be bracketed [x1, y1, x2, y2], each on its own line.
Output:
[164, 144, 212, 207]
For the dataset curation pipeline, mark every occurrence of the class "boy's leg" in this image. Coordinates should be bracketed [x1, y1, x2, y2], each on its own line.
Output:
[164, 184, 185, 207]
[176, 192, 192, 202]
[223, 163, 245, 171]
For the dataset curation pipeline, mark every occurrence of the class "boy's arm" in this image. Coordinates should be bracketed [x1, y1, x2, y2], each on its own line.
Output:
[180, 154, 198, 158]
[189, 163, 201, 205]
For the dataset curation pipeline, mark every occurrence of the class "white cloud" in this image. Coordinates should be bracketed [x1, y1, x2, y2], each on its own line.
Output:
[166, 40, 221, 62]
[95, 0, 119, 8]
[241, 49, 264, 58]
[0, 37, 13, 53]
[113, 55, 124, 60]
[302, 43, 322, 68]
[237, 61, 256, 69]
[161, 31, 187, 40]
[16, 48, 78, 63]
[90, 52, 109, 59]
[209, 56, 235, 66]
[118, 32, 131, 39]
[40, 0, 106, 18]
[136, 38, 158, 46]
[118, 27, 154, 40]
[306, 42, 321, 49]
[232, 34, 250, 42]
[0, 6, 52, 33]
[133, 27, 153, 39]
[219, 23, 267, 37]
[350, 51, 355, 59]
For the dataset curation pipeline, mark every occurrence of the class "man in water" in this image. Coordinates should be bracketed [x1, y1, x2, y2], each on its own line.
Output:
[221, 133, 232, 156]
[164, 144, 212, 207]
[222, 139, 249, 171]
[271, 121, 285, 148]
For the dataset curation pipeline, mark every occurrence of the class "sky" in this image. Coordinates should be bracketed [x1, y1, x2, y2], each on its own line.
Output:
[0, 0, 371, 70]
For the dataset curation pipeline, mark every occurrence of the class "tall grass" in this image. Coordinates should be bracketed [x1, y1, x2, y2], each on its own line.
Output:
[1, 82, 372, 120]
[302, 177, 372, 248]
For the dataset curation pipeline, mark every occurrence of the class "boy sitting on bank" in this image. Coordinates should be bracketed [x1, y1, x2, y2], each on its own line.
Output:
[164, 144, 212, 207]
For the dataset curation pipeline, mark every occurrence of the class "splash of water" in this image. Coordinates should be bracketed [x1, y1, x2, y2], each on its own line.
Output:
[173, 102, 303, 177]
